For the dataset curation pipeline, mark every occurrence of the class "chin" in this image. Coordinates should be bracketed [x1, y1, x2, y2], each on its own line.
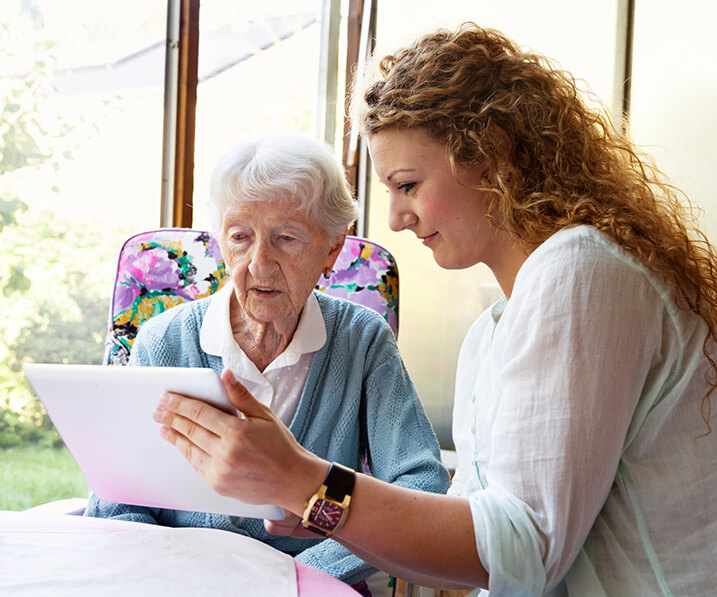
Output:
[433, 253, 479, 271]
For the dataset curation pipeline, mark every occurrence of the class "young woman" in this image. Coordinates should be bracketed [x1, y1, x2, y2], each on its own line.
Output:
[153, 24, 717, 596]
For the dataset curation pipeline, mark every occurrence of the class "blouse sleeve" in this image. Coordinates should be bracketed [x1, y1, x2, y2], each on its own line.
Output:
[468, 233, 676, 594]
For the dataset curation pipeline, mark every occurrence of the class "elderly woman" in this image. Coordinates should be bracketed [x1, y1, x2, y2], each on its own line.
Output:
[85, 132, 450, 594]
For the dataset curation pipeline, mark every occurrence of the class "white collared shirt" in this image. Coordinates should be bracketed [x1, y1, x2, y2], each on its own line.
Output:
[200, 282, 326, 426]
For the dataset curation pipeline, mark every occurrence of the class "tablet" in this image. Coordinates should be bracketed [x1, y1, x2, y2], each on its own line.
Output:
[24, 363, 284, 520]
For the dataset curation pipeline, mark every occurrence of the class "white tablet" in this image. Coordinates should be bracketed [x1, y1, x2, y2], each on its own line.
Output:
[24, 363, 284, 520]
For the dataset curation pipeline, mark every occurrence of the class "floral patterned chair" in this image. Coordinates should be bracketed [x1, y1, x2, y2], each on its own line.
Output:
[104, 229, 399, 366]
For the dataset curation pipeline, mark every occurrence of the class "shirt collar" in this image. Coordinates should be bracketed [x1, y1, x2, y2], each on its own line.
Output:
[200, 282, 326, 369]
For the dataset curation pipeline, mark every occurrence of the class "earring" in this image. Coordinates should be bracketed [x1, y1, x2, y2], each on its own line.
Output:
[322, 267, 332, 279]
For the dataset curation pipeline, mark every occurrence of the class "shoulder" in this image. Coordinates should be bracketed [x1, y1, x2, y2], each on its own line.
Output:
[507, 225, 703, 343]
[517, 225, 669, 297]
[313, 291, 400, 369]
[130, 295, 217, 367]
[526, 225, 639, 268]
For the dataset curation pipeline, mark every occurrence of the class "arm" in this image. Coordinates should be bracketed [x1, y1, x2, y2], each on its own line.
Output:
[460, 233, 672, 593]
[153, 369, 489, 589]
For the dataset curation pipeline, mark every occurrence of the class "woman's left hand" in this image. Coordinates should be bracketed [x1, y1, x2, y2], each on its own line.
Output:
[152, 369, 327, 514]
[264, 510, 317, 538]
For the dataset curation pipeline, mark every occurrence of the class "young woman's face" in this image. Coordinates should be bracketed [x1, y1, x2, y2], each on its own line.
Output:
[367, 127, 502, 271]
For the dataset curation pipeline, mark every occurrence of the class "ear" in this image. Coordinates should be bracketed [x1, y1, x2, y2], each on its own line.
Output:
[323, 233, 347, 271]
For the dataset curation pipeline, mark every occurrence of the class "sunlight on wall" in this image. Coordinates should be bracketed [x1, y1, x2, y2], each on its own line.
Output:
[630, 1, 717, 241]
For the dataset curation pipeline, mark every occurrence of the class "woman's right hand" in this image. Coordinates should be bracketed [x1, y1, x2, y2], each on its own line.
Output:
[154, 368, 329, 515]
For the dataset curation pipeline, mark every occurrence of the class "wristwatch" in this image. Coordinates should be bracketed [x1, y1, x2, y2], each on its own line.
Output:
[302, 462, 356, 537]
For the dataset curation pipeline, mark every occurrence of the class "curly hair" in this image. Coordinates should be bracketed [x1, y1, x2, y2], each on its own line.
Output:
[353, 22, 716, 432]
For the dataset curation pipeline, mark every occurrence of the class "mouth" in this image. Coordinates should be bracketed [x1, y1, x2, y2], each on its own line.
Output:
[250, 286, 281, 296]
[419, 232, 438, 247]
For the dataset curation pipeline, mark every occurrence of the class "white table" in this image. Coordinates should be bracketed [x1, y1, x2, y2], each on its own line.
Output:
[0, 511, 360, 597]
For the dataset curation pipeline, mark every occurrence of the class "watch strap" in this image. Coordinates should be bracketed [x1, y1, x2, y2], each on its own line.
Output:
[322, 462, 355, 501]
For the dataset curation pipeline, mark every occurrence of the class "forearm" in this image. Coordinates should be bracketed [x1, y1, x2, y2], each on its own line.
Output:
[156, 372, 486, 589]
[283, 461, 487, 590]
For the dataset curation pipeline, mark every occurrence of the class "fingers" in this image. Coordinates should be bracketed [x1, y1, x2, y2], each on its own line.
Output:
[153, 369, 324, 511]
[154, 395, 246, 495]
[221, 369, 275, 420]
[158, 420, 211, 470]
[153, 398, 224, 455]
[264, 511, 301, 536]
[156, 392, 232, 436]
[264, 512, 316, 538]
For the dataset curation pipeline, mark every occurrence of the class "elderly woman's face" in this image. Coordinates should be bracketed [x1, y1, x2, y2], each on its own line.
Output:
[217, 200, 343, 327]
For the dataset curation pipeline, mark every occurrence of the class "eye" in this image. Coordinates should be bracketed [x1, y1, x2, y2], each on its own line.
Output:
[397, 182, 416, 194]
[278, 235, 296, 242]
[228, 230, 251, 244]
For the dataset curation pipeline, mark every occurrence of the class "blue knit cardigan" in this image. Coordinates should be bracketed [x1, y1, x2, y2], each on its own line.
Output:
[85, 291, 450, 585]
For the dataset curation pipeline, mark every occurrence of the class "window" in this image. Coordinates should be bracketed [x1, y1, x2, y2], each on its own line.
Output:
[1, 0, 167, 419]
[191, 1, 324, 230]
[630, 0, 717, 239]
[0, 1, 329, 507]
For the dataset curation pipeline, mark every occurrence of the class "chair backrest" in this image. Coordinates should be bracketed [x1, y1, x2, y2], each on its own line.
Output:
[316, 235, 399, 337]
[104, 229, 398, 365]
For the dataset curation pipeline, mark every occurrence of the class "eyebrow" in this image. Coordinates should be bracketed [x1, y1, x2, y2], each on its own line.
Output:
[386, 168, 416, 181]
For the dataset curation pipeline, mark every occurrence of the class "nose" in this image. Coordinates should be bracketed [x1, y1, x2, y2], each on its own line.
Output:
[248, 239, 279, 278]
[387, 192, 417, 232]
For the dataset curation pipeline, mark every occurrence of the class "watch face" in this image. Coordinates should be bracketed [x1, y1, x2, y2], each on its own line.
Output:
[309, 499, 344, 531]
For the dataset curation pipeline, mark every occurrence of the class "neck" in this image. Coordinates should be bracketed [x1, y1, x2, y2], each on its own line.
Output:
[230, 299, 299, 372]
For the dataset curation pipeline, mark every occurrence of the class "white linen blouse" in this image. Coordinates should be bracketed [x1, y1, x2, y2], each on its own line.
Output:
[449, 225, 717, 596]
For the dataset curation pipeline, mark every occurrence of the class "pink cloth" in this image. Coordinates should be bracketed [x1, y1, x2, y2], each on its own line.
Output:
[296, 561, 361, 597]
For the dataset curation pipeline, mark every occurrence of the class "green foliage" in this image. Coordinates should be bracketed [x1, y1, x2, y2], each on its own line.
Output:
[0, 10, 114, 445]
[0, 15, 59, 296]
[0, 207, 112, 442]
[0, 196, 28, 233]
[0, 444, 88, 510]
[0, 406, 62, 449]
[0, 20, 57, 176]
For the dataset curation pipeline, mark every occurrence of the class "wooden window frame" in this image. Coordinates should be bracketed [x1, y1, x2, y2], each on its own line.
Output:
[159, 0, 375, 230]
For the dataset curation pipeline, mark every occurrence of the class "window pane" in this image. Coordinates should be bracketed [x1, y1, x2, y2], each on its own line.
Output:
[630, 1, 717, 239]
[367, 1, 618, 446]
[1, 0, 166, 503]
[191, 1, 324, 231]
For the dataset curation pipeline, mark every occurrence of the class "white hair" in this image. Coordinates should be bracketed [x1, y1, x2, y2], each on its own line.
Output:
[207, 132, 359, 239]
